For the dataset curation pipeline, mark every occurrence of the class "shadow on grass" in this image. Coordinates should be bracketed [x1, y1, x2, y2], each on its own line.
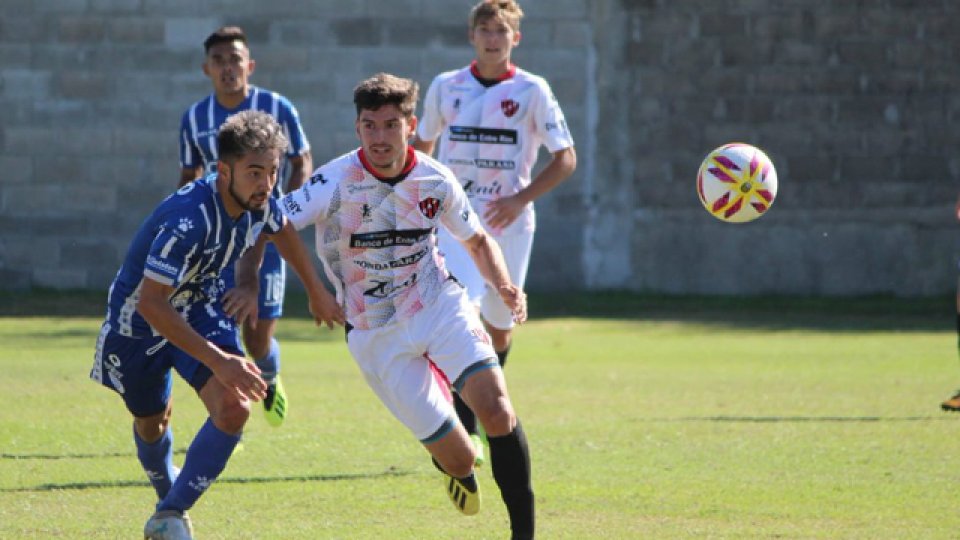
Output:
[638, 415, 953, 423]
[0, 288, 952, 333]
[0, 468, 414, 493]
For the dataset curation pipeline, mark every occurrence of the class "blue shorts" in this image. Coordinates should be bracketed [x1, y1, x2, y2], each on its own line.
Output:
[90, 314, 243, 418]
[222, 242, 286, 320]
[257, 243, 286, 320]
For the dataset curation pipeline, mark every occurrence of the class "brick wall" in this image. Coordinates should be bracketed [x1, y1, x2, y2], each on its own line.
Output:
[588, 0, 960, 296]
[0, 1, 956, 297]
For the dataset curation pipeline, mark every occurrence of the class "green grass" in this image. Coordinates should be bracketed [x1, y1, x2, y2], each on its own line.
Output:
[0, 290, 957, 538]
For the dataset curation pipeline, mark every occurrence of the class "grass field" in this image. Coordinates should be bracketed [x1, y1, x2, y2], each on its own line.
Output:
[0, 290, 958, 539]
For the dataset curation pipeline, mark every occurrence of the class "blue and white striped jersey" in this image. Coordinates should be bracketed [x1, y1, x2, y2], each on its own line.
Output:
[179, 85, 310, 197]
[106, 174, 284, 337]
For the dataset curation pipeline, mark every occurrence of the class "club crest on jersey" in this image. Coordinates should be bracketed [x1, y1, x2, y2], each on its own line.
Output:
[418, 197, 441, 219]
[501, 99, 520, 118]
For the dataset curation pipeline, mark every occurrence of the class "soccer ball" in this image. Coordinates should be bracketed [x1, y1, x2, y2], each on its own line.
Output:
[696, 143, 778, 223]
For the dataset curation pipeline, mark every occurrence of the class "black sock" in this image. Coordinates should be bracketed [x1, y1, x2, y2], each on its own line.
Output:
[497, 345, 511, 368]
[488, 420, 534, 540]
[453, 392, 477, 435]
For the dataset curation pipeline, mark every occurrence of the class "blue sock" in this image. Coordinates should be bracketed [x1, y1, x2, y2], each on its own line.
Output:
[157, 418, 240, 512]
[134, 426, 177, 500]
[254, 337, 281, 383]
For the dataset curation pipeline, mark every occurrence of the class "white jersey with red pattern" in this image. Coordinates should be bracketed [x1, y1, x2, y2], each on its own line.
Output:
[417, 62, 575, 236]
[281, 147, 484, 330]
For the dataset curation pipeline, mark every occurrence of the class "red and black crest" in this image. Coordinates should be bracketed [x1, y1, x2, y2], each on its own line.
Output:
[501, 99, 519, 118]
[418, 197, 441, 219]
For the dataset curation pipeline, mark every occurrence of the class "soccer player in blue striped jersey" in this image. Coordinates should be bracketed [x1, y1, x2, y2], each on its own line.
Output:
[92, 111, 342, 539]
[178, 26, 313, 427]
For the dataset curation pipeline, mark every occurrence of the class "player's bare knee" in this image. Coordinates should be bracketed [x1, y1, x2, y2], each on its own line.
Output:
[477, 404, 515, 437]
[212, 400, 251, 434]
[134, 413, 170, 443]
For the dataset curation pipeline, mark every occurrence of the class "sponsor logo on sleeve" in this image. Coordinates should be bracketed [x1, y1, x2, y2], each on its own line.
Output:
[146, 255, 180, 277]
[282, 195, 302, 215]
[309, 172, 328, 185]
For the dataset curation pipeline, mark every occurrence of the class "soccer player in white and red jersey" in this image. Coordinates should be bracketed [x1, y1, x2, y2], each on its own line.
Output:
[178, 26, 313, 427]
[282, 73, 536, 540]
[413, 0, 577, 467]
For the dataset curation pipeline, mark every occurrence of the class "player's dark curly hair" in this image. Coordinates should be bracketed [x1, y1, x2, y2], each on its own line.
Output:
[204, 26, 247, 53]
[217, 110, 289, 163]
[469, 0, 524, 31]
[353, 73, 419, 118]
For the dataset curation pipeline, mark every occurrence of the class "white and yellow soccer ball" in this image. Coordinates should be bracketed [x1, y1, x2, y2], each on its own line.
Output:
[696, 143, 778, 223]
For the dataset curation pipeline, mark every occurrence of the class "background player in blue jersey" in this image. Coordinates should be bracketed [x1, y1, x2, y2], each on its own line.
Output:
[92, 111, 343, 539]
[178, 26, 314, 427]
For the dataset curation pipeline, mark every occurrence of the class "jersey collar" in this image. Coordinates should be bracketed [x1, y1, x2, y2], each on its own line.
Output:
[358, 145, 417, 185]
[470, 60, 516, 87]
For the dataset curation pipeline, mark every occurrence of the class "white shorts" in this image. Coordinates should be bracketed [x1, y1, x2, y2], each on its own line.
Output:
[437, 228, 533, 330]
[345, 280, 499, 442]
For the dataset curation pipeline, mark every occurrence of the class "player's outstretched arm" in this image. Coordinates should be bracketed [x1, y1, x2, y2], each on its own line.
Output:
[461, 230, 527, 324]
[138, 277, 267, 402]
[269, 220, 345, 329]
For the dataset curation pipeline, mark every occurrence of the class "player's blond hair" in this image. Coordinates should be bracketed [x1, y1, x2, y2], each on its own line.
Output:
[353, 73, 420, 118]
[217, 110, 289, 162]
[469, 0, 524, 32]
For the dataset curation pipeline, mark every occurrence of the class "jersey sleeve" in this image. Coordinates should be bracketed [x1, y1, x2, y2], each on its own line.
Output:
[143, 207, 205, 287]
[439, 171, 484, 242]
[532, 80, 575, 153]
[261, 196, 286, 236]
[416, 75, 444, 142]
[178, 110, 201, 170]
[281, 167, 334, 231]
[278, 97, 311, 158]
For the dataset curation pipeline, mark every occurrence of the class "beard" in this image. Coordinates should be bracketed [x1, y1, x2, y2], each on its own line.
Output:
[227, 169, 268, 212]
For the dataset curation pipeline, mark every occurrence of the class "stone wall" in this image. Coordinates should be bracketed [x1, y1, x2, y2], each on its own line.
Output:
[589, 0, 960, 296]
[0, 0, 956, 297]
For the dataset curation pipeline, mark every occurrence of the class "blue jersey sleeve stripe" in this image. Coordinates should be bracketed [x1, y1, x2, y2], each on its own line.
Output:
[143, 268, 175, 286]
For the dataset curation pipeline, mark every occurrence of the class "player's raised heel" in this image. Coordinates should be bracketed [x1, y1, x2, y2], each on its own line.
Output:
[444, 473, 481, 516]
[143, 509, 193, 540]
[263, 375, 288, 427]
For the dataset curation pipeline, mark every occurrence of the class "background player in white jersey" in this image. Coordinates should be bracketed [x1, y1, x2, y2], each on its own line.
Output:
[91, 111, 343, 539]
[179, 26, 314, 427]
[413, 0, 577, 465]
[282, 73, 536, 540]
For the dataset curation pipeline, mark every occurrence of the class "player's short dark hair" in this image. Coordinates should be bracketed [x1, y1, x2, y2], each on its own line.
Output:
[203, 26, 248, 53]
[217, 110, 289, 163]
[469, 0, 524, 31]
[353, 73, 419, 118]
